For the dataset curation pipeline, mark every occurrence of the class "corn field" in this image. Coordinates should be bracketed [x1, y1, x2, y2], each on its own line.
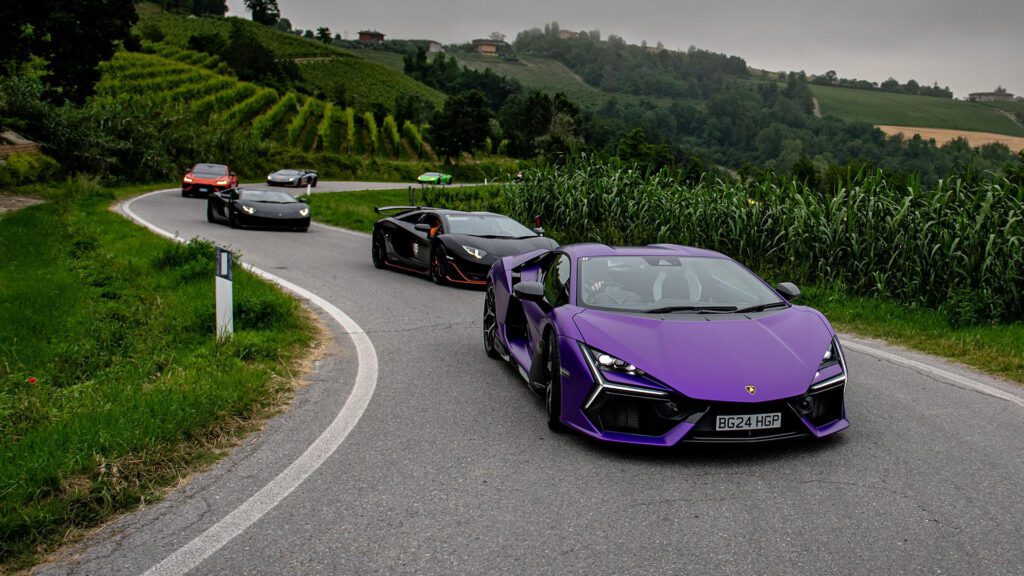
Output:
[430, 157, 1024, 321]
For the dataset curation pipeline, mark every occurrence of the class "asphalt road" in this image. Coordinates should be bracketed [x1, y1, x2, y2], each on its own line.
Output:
[38, 186, 1024, 575]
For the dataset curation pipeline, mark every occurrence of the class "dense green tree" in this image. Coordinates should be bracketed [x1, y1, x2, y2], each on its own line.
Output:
[274, 18, 293, 33]
[432, 90, 492, 160]
[244, 0, 280, 26]
[316, 27, 332, 44]
[0, 0, 137, 103]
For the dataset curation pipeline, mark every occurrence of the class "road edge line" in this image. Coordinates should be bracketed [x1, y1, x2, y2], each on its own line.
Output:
[842, 338, 1024, 408]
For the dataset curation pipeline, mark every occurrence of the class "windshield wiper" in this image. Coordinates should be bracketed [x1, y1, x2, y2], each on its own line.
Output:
[733, 301, 789, 314]
[642, 305, 738, 314]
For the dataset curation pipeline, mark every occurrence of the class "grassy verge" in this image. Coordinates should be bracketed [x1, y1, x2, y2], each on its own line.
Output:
[309, 186, 1024, 386]
[0, 179, 315, 571]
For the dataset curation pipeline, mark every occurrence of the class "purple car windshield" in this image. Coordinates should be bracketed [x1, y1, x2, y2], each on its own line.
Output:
[578, 255, 784, 312]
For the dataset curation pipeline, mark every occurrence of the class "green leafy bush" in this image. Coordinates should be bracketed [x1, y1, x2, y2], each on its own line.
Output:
[0, 152, 61, 186]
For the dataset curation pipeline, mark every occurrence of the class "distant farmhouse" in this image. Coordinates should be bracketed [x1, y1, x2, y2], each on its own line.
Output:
[0, 130, 38, 159]
[358, 30, 385, 43]
[557, 30, 578, 40]
[968, 91, 1014, 102]
[408, 39, 443, 53]
[471, 38, 513, 56]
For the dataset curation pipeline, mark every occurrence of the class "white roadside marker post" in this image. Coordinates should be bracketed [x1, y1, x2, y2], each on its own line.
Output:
[216, 246, 233, 342]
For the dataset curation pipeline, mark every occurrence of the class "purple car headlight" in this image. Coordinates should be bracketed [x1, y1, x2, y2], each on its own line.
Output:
[588, 346, 644, 376]
[795, 336, 848, 426]
[810, 336, 847, 392]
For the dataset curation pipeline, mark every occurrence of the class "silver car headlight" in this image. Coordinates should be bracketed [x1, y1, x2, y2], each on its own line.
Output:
[241, 204, 255, 215]
[299, 208, 309, 216]
[462, 245, 487, 259]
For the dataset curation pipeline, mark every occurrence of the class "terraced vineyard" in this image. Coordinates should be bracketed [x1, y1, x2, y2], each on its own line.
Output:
[296, 59, 445, 111]
[95, 48, 433, 160]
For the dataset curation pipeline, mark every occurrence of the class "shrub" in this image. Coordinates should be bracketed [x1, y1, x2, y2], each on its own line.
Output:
[0, 152, 61, 187]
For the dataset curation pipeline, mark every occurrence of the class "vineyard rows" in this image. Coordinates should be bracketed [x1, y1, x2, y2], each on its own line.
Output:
[97, 47, 433, 160]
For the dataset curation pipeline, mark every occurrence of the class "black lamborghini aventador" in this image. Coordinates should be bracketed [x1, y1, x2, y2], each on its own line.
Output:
[207, 188, 310, 231]
[371, 207, 558, 286]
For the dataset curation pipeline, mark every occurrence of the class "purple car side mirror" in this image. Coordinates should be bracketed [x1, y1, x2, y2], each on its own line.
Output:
[775, 282, 801, 301]
[513, 281, 546, 303]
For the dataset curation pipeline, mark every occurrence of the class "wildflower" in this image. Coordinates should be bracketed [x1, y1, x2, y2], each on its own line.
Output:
[27, 377, 37, 384]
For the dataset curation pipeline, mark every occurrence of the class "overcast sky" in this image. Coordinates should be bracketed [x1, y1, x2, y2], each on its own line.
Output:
[226, 0, 1022, 98]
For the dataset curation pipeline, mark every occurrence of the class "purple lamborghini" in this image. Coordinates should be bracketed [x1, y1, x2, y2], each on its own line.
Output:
[483, 243, 849, 446]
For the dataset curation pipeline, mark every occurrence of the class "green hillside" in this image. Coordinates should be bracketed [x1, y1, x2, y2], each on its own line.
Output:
[450, 53, 674, 110]
[140, 12, 346, 59]
[138, 13, 444, 111]
[810, 85, 1024, 136]
[296, 59, 445, 111]
[96, 49, 432, 160]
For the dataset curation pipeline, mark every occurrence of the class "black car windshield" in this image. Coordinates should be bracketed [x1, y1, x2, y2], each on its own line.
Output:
[444, 214, 535, 238]
[237, 189, 299, 203]
[578, 255, 785, 312]
[193, 164, 228, 177]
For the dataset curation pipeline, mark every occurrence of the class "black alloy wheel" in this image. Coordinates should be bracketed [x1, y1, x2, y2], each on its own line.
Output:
[483, 284, 499, 358]
[228, 209, 238, 229]
[545, 333, 565, 432]
[430, 246, 448, 285]
[371, 230, 387, 269]
[311, 177, 318, 188]
[181, 188, 189, 198]
[206, 202, 215, 223]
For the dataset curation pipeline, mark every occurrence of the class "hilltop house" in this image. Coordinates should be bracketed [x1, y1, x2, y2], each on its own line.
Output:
[968, 91, 1014, 102]
[471, 38, 512, 56]
[358, 30, 385, 43]
[557, 30, 578, 40]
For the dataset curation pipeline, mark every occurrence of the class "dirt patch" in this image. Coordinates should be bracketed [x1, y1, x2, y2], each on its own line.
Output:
[876, 125, 1024, 152]
[0, 192, 44, 214]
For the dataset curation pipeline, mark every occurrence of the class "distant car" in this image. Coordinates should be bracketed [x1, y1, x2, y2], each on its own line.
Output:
[206, 188, 310, 231]
[484, 243, 849, 446]
[182, 163, 237, 197]
[267, 169, 318, 188]
[417, 171, 453, 185]
[371, 206, 557, 286]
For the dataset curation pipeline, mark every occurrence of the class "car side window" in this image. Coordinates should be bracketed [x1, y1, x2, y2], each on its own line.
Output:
[397, 211, 421, 224]
[419, 213, 443, 235]
[543, 254, 571, 307]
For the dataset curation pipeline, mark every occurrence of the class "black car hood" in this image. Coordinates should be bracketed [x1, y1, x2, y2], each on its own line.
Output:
[441, 234, 557, 258]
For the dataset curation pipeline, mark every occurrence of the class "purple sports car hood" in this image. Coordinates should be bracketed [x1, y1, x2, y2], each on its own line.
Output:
[572, 307, 833, 403]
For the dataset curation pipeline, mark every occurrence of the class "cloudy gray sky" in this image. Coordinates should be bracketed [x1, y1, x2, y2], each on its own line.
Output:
[227, 0, 1022, 98]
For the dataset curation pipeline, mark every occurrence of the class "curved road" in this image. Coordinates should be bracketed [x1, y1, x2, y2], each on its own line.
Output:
[40, 186, 1024, 575]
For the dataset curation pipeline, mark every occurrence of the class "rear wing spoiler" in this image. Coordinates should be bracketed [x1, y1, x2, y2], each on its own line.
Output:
[374, 205, 439, 214]
[374, 205, 419, 214]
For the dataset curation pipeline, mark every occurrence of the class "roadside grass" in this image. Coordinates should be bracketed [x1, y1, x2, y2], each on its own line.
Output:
[310, 186, 1024, 386]
[0, 178, 314, 571]
[810, 84, 1024, 136]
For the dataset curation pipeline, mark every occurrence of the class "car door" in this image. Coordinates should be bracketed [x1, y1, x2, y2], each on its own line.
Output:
[212, 190, 233, 220]
[386, 211, 425, 266]
[414, 212, 444, 269]
[522, 253, 571, 361]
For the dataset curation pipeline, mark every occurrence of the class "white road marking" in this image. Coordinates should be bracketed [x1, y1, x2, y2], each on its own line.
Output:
[121, 190, 379, 576]
[843, 337, 1024, 408]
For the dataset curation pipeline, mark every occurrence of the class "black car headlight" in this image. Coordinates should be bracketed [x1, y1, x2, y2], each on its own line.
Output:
[299, 208, 309, 216]
[462, 245, 487, 259]
[241, 204, 255, 215]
